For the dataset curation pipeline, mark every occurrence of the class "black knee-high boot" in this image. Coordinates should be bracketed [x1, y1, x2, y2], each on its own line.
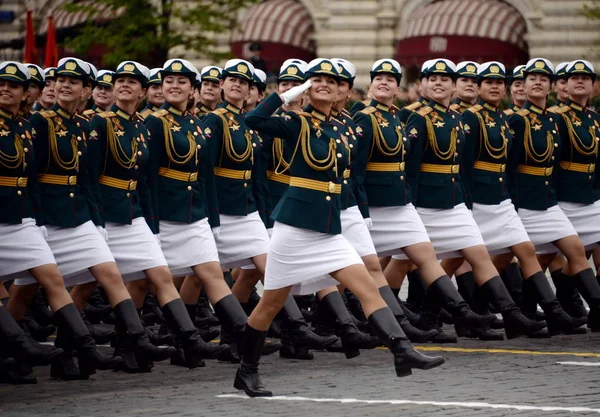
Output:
[0, 305, 63, 366]
[415, 291, 457, 343]
[552, 270, 588, 319]
[378, 286, 437, 342]
[113, 299, 176, 370]
[279, 295, 338, 360]
[234, 325, 272, 397]
[213, 294, 249, 363]
[53, 303, 122, 378]
[406, 269, 426, 313]
[454, 272, 504, 340]
[572, 268, 600, 331]
[368, 307, 445, 377]
[162, 298, 228, 368]
[481, 276, 546, 339]
[319, 291, 380, 358]
[526, 271, 587, 335]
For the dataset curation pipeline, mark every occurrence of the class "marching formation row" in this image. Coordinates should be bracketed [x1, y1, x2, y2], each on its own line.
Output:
[0, 52, 598, 397]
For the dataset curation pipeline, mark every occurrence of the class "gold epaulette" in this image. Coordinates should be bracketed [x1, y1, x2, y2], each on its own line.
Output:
[449, 103, 461, 112]
[466, 104, 483, 114]
[361, 99, 370, 105]
[404, 102, 422, 112]
[359, 106, 377, 115]
[139, 108, 152, 119]
[98, 111, 116, 119]
[392, 104, 401, 112]
[503, 109, 515, 116]
[516, 108, 530, 117]
[416, 106, 433, 117]
[292, 110, 313, 118]
[83, 109, 95, 116]
[549, 105, 570, 115]
[152, 109, 169, 118]
[212, 108, 228, 116]
[39, 110, 57, 119]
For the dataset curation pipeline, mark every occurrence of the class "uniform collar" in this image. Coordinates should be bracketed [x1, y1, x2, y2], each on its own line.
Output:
[418, 96, 428, 104]
[454, 98, 473, 109]
[223, 101, 242, 115]
[512, 104, 521, 111]
[0, 107, 15, 119]
[145, 104, 160, 112]
[523, 101, 546, 115]
[478, 98, 499, 112]
[428, 100, 449, 113]
[331, 108, 340, 118]
[304, 104, 329, 122]
[52, 103, 75, 119]
[566, 99, 585, 112]
[162, 103, 186, 117]
[370, 99, 391, 113]
[198, 104, 213, 114]
[111, 104, 133, 121]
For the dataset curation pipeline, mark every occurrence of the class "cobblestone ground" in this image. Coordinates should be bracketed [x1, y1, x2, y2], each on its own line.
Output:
[1, 327, 599, 417]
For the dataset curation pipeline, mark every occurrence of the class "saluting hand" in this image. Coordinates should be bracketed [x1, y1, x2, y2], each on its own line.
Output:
[280, 80, 312, 105]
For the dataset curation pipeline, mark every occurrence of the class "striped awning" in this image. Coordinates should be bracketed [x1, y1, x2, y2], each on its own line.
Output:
[38, 0, 125, 34]
[231, 0, 315, 52]
[396, 0, 528, 68]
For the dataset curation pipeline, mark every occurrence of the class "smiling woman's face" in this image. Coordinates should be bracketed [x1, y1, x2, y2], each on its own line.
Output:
[162, 75, 193, 106]
[307, 74, 339, 104]
[371, 74, 399, 102]
[525, 73, 551, 101]
[221, 76, 250, 104]
[428, 74, 454, 102]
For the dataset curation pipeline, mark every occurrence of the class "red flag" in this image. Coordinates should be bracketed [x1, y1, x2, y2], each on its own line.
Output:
[44, 15, 58, 67]
[24, 9, 36, 63]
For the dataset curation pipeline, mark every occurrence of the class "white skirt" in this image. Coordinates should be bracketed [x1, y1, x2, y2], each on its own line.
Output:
[0, 218, 56, 281]
[14, 220, 115, 287]
[518, 205, 578, 254]
[371, 204, 430, 259]
[472, 199, 531, 255]
[106, 218, 168, 283]
[342, 206, 377, 257]
[160, 218, 220, 277]
[216, 212, 270, 268]
[417, 203, 485, 259]
[241, 228, 274, 271]
[264, 222, 363, 295]
[559, 200, 600, 250]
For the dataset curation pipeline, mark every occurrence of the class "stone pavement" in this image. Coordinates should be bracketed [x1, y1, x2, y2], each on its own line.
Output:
[1, 328, 599, 417]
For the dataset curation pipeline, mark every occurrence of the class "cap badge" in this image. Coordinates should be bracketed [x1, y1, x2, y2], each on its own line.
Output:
[209, 69, 219, 77]
[237, 64, 248, 74]
[535, 60, 545, 69]
[320, 62, 333, 71]
[382, 62, 393, 71]
[287, 66, 298, 75]
[172, 62, 183, 71]
[123, 63, 135, 72]
[65, 61, 77, 70]
[5, 65, 17, 75]
[490, 65, 500, 74]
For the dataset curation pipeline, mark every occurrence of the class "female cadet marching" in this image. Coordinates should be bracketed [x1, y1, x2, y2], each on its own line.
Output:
[85, 60, 227, 372]
[144, 58, 250, 368]
[9, 57, 175, 380]
[461, 61, 586, 335]
[507, 58, 600, 332]
[0, 61, 87, 383]
[1, 60, 129, 381]
[195, 66, 222, 119]
[552, 59, 600, 331]
[352, 58, 494, 341]
[325, 57, 436, 345]
[238, 58, 444, 398]
[198, 59, 336, 360]
[405, 58, 545, 339]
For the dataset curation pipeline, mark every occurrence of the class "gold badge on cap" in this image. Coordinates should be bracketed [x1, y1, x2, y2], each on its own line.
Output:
[382, 62, 393, 71]
[65, 61, 77, 70]
[103, 74, 112, 82]
[575, 62, 585, 70]
[237, 64, 248, 74]
[124, 63, 135, 72]
[48, 69, 55, 77]
[338, 65, 344, 74]
[172, 62, 183, 71]
[209, 69, 219, 77]
[534, 60, 545, 69]
[435, 61, 446, 71]
[287, 66, 298, 75]
[5, 65, 17, 75]
[320, 62, 333, 71]
[466, 64, 476, 73]
[29, 67, 38, 76]
[490, 65, 500, 73]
